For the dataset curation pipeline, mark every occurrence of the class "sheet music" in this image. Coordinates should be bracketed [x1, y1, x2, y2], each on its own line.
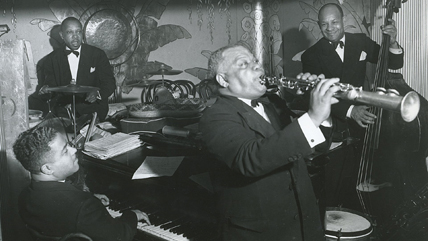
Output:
[83, 132, 142, 160]
[132, 156, 184, 179]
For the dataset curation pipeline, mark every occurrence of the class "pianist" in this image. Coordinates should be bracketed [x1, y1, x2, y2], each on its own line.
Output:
[29, 16, 116, 122]
[199, 43, 340, 240]
[13, 126, 150, 241]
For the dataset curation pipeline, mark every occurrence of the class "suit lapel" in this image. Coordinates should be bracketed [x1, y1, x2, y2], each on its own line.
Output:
[263, 103, 283, 130]
[58, 49, 72, 86]
[223, 96, 277, 138]
[76, 44, 89, 85]
[319, 38, 343, 77]
[241, 112, 277, 138]
[342, 33, 361, 77]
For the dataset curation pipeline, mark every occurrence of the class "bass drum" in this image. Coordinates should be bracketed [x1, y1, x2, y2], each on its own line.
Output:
[325, 207, 373, 241]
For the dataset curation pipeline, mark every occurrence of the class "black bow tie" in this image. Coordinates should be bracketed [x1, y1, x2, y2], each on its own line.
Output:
[331, 41, 344, 49]
[251, 97, 269, 107]
[65, 49, 79, 57]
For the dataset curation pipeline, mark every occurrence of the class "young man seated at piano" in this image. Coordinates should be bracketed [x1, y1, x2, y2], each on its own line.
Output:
[13, 125, 150, 241]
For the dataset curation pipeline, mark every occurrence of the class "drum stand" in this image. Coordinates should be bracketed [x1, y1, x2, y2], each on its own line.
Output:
[71, 94, 77, 147]
[40, 98, 74, 146]
[45, 84, 100, 148]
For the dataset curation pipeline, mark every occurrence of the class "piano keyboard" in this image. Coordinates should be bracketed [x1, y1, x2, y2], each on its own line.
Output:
[138, 223, 188, 241]
[106, 207, 190, 241]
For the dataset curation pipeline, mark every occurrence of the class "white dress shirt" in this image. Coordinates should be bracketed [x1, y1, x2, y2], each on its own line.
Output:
[66, 46, 81, 83]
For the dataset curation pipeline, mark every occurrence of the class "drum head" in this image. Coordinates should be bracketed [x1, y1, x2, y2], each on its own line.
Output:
[325, 207, 372, 238]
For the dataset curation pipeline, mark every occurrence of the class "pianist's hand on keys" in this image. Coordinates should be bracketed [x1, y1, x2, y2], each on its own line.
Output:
[133, 210, 151, 225]
[107, 207, 190, 241]
[106, 206, 151, 225]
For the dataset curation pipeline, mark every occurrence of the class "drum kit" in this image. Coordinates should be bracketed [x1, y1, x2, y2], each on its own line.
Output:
[45, 84, 100, 147]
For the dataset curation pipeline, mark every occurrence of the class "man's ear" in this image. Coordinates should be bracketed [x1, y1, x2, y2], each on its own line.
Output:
[40, 163, 54, 175]
[216, 74, 229, 88]
[59, 31, 64, 40]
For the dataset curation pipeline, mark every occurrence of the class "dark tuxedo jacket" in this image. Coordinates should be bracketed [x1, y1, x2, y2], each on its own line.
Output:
[301, 33, 404, 120]
[199, 95, 324, 240]
[19, 181, 138, 241]
[38, 44, 116, 120]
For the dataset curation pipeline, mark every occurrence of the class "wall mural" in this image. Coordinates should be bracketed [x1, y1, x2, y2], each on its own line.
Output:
[240, 0, 283, 77]
[185, 0, 284, 81]
[31, 0, 192, 99]
[188, 0, 235, 44]
[30, 0, 286, 99]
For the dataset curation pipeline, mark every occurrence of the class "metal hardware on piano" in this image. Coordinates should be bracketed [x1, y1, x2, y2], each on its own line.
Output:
[260, 75, 420, 122]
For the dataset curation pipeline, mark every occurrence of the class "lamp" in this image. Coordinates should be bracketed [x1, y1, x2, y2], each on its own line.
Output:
[0, 24, 10, 37]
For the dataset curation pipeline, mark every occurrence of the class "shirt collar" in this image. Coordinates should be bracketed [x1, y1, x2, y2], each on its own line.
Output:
[238, 98, 252, 107]
[330, 35, 346, 45]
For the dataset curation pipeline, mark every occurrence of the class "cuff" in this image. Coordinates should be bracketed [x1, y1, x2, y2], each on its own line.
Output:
[346, 105, 355, 118]
[298, 113, 326, 148]
[389, 45, 403, 54]
[96, 91, 102, 100]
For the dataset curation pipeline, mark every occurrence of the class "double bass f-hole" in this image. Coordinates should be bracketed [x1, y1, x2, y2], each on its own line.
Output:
[259, 75, 420, 122]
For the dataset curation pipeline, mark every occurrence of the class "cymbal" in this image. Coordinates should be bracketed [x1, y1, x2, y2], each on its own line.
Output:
[46, 85, 100, 93]
[126, 80, 164, 87]
[147, 68, 182, 76]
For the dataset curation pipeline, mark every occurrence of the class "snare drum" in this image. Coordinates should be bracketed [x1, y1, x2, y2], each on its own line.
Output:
[325, 207, 372, 241]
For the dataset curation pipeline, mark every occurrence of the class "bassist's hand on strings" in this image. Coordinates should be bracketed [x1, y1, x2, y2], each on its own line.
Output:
[381, 18, 399, 49]
[351, 105, 377, 128]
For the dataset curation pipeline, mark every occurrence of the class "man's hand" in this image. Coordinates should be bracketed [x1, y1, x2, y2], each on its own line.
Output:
[131, 210, 151, 225]
[295, 73, 326, 95]
[93, 194, 110, 206]
[85, 91, 98, 103]
[350, 105, 376, 127]
[297, 73, 340, 127]
[38, 85, 51, 95]
[381, 18, 398, 48]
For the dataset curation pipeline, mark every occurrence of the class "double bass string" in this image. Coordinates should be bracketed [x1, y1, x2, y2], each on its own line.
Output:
[356, 0, 395, 217]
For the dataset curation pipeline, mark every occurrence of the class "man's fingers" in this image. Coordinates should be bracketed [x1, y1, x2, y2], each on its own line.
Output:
[297, 72, 312, 80]
[357, 120, 368, 128]
[316, 78, 340, 96]
[142, 212, 151, 225]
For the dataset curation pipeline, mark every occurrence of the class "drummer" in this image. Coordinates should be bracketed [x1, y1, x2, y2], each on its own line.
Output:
[29, 17, 116, 124]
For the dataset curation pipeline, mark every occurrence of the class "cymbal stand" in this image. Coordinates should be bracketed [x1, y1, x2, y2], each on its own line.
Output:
[161, 73, 165, 86]
[72, 94, 77, 147]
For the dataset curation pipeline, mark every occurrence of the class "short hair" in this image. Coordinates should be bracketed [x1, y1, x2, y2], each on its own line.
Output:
[61, 17, 82, 32]
[13, 126, 59, 174]
[319, 3, 344, 18]
[207, 41, 251, 79]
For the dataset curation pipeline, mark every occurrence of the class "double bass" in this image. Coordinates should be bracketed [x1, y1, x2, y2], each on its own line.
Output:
[355, 0, 428, 234]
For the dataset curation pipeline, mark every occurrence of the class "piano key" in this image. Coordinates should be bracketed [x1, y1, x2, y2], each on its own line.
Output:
[138, 223, 190, 241]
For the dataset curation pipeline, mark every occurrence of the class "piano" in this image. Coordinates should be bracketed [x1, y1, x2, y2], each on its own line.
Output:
[78, 132, 220, 241]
